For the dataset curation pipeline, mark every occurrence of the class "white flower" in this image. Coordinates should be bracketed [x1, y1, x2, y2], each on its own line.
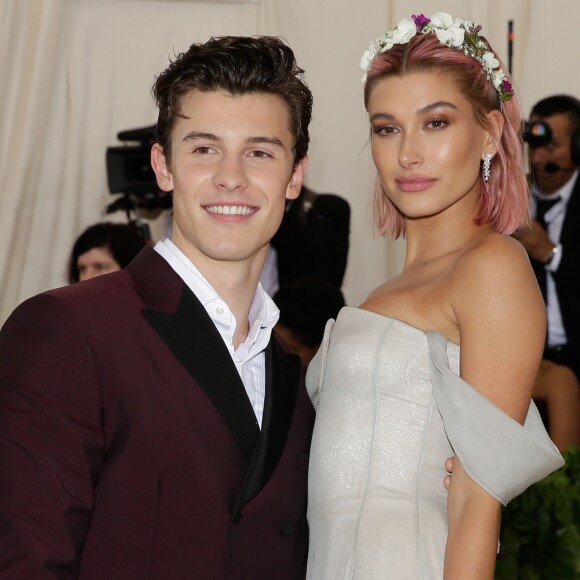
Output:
[358, 11, 513, 101]
[379, 33, 396, 52]
[492, 69, 505, 89]
[454, 18, 474, 30]
[392, 18, 417, 43]
[360, 40, 380, 71]
[430, 12, 454, 29]
[360, 51, 373, 71]
[434, 25, 465, 47]
[481, 51, 500, 71]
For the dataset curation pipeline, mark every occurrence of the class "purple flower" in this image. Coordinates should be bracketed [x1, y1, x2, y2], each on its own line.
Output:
[502, 78, 513, 94]
[412, 14, 430, 32]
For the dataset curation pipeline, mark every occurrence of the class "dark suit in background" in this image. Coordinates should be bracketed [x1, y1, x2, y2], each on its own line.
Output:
[530, 173, 580, 379]
[272, 186, 350, 289]
[522, 95, 580, 380]
[0, 248, 314, 579]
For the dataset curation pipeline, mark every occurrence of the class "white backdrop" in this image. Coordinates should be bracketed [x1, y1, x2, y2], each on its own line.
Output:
[1, 0, 580, 324]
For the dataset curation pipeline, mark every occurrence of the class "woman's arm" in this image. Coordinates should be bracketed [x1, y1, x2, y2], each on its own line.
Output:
[444, 234, 546, 579]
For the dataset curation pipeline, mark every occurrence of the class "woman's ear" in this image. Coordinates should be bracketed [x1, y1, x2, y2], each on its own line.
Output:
[483, 109, 505, 155]
[151, 143, 174, 192]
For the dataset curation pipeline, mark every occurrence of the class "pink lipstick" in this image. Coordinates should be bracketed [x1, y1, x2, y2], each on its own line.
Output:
[395, 176, 436, 192]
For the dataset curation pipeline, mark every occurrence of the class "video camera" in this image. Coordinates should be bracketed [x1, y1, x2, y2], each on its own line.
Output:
[106, 125, 172, 215]
[523, 120, 552, 148]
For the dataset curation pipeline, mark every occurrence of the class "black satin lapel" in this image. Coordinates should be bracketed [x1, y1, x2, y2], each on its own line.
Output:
[560, 175, 580, 247]
[142, 285, 259, 463]
[234, 337, 301, 511]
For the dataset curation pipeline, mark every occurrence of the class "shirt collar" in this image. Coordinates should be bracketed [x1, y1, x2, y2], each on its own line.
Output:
[153, 238, 279, 351]
[534, 169, 578, 205]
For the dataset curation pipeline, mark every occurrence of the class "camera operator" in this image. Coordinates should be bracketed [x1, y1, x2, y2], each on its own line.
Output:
[514, 94, 580, 450]
[260, 185, 350, 296]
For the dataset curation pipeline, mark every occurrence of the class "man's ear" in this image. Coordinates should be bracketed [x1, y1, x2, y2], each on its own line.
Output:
[151, 143, 174, 192]
[286, 155, 308, 200]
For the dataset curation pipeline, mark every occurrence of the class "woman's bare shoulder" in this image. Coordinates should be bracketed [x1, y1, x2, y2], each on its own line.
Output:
[453, 232, 533, 288]
[450, 232, 544, 341]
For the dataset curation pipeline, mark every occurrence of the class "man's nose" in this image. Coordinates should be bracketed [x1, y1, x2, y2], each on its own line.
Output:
[213, 154, 249, 191]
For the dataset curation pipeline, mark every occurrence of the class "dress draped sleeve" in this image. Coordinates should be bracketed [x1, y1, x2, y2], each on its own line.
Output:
[425, 331, 565, 506]
[305, 318, 335, 411]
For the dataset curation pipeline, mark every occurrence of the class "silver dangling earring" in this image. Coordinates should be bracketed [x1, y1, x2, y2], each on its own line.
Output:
[482, 152, 493, 183]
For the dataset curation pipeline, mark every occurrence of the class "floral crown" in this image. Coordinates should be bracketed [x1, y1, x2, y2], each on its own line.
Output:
[360, 12, 514, 103]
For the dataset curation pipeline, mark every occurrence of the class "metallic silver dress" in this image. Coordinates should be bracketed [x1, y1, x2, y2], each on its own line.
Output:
[306, 307, 564, 579]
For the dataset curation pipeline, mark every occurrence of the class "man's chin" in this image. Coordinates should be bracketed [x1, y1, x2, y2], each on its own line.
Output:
[531, 169, 548, 188]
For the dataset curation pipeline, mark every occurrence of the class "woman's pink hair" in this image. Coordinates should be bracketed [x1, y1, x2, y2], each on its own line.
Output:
[364, 34, 530, 238]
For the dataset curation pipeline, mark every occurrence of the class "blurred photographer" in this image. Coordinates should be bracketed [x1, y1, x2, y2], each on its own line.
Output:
[515, 94, 580, 450]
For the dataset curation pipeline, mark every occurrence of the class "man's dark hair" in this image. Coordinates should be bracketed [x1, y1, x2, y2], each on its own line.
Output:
[531, 94, 580, 134]
[152, 36, 313, 165]
[68, 222, 146, 283]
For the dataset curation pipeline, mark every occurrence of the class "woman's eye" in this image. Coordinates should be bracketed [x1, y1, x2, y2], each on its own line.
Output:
[373, 125, 398, 136]
[427, 118, 448, 129]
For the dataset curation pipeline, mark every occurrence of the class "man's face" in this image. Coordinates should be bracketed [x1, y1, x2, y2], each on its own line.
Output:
[529, 112, 575, 195]
[152, 90, 306, 275]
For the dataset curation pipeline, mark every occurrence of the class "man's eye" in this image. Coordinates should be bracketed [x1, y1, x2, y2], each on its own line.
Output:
[193, 146, 216, 154]
[250, 150, 272, 158]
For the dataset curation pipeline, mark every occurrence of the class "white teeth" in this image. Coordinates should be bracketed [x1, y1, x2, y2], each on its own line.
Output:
[206, 205, 255, 216]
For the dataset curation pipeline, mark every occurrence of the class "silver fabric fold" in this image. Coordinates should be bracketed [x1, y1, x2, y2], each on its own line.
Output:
[426, 331, 564, 506]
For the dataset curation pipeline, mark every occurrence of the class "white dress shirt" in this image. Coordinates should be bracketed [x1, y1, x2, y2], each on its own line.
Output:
[533, 170, 578, 346]
[154, 239, 280, 427]
[259, 244, 279, 297]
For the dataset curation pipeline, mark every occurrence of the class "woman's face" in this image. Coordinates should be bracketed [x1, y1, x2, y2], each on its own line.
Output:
[77, 246, 121, 281]
[367, 71, 494, 224]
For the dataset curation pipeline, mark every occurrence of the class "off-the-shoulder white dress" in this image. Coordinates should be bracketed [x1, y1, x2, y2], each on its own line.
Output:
[306, 307, 564, 579]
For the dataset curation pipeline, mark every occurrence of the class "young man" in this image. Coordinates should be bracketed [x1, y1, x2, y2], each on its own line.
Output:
[0, 36, 314, 579]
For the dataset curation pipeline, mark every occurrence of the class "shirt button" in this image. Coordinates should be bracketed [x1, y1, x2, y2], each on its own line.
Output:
[216, 306, 224, 316]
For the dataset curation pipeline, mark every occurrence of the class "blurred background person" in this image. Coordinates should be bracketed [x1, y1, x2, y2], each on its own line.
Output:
[261, 185, 351, 296]
[68, 222, 147, 283]
[273, 277, 345, 367]
[517, 95, 580, 381]
[515, 94, 580, 451]
[532, 359, 580, 452]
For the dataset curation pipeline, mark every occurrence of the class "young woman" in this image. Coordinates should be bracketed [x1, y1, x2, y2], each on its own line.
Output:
[306, 13, 564, 579]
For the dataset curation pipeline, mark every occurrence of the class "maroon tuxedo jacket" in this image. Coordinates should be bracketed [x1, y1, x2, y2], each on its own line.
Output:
[0, 247, 314, 579]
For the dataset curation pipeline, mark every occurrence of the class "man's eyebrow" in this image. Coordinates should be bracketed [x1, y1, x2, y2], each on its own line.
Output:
[182, 132, 285, 149]
[183, 131, 219, 142]
[247, 136, 285, 149]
